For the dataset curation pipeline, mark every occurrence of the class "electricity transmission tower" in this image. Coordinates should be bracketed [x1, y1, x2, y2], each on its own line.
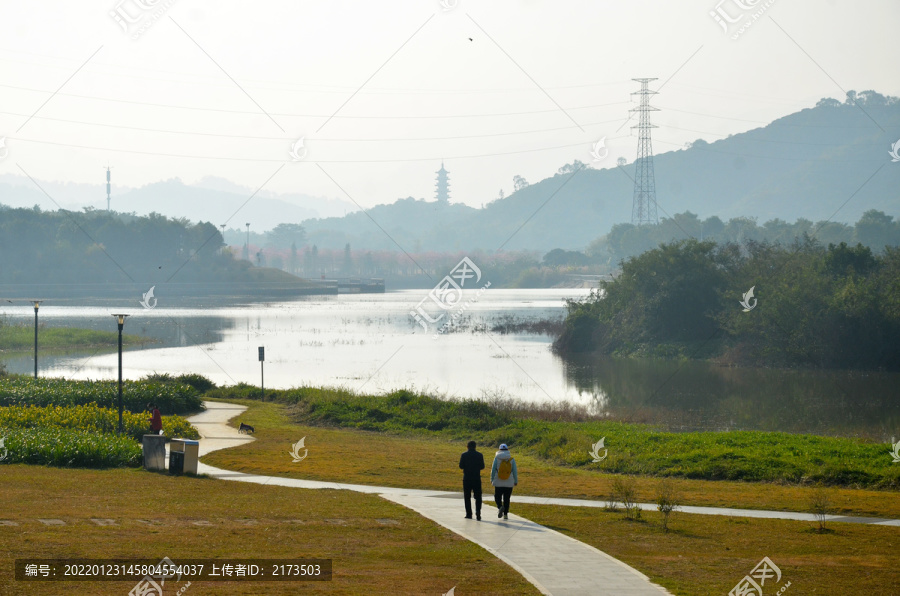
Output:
[630, 78, 659, 225]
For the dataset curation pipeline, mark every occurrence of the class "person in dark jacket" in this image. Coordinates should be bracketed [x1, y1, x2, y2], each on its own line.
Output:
[459, 441, 485, 520]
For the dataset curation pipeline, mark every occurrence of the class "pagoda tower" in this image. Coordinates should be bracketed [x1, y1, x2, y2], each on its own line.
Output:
[435, 162, 450, 205]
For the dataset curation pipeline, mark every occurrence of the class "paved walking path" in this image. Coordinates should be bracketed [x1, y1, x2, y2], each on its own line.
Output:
[183, 401, 900, 594]
[187, 402, 671, 595]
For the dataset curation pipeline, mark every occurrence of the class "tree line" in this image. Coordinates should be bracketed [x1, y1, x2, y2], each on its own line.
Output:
[585, 210, 900, 268]
[554, 237, 900, 371]
[0, 206, 248, 284]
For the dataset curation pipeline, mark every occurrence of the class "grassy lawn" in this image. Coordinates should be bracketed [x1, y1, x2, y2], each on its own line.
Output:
[515, 503, 900, 595]
[200, 399, 900, 519]
[0, 466, 538, 596]
[204, 385, 900, 490]
[0, 325, 151, 353]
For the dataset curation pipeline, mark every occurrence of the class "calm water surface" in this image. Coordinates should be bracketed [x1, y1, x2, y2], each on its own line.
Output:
[2, 289, 896, 439]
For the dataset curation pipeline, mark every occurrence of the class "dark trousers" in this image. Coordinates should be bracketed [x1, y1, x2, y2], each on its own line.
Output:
[494, 486, 513, 513]
[463, 478, 482, 517]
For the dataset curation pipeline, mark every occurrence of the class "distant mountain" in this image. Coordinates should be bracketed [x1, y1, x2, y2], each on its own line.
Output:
[114, 178, 322, 231]
[192, 176, 355, 219]
[303, 198, 480, 253]
[2, 96, 897, 255]
[302, 97, 900, 253]
[0, 175, 355, 230]
[0, 175, 103, 211]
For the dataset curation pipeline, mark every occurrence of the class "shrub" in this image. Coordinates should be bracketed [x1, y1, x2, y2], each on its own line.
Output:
[174, 373, 216, 394]
[612, 475, 641, 521]
[143, 373, 216, 394]
[655, 479, 681, 532]
[0, 377, 203, 414]
[809, 485, 832, 533]
[0, 427, 141, 468]
[603, 496, 620, 512]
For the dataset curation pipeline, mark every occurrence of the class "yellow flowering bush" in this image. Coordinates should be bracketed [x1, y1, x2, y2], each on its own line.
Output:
[0, 404, 199, 441]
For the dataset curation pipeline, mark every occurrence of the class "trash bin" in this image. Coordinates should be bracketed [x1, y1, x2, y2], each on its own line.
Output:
[182, 439, 199, 475]
[169, 439, 200, 475]
[169, 449, 184, 474]
[142, 434, 166, 471]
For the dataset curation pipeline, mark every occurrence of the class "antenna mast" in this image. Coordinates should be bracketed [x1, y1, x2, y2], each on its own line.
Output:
[105, 165, 112, 211]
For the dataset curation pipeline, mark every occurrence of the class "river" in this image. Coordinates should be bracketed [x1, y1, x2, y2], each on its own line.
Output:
[2, 289, 896, 439]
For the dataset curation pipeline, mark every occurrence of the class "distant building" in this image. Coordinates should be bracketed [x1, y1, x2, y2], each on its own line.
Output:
[435, 162, 450, 205]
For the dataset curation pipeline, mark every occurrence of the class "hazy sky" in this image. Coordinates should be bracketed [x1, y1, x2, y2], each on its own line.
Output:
[1, 0, 897, 214]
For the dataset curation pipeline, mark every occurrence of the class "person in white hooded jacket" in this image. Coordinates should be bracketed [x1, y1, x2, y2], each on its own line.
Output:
[490, 443, 518, 520]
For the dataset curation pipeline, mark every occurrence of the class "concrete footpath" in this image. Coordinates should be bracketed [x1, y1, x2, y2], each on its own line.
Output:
[187, 402, 671, 596]
[184, 401, 900, 594]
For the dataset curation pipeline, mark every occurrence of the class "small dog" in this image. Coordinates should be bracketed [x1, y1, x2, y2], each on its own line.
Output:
[238, 422, 255, 434]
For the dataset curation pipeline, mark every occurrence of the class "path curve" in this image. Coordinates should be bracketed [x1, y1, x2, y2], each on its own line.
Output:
[187, 401, 672, 596]
[185, 402, 900, 594]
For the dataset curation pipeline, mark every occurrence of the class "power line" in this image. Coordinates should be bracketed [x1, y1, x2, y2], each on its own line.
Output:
[7, 136, 601, 163]
[0, 82, 629, 120]
[0, 109, 622, 142]
[0, 49, 632, 95]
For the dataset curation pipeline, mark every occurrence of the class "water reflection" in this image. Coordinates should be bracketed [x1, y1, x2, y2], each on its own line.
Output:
[1, 306, 233, 375]
[564, 354, 899, 439]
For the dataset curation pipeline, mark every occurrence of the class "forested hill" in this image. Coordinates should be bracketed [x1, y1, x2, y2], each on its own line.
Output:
[302, 92, 900, 252]
[0, 207, 293, 288]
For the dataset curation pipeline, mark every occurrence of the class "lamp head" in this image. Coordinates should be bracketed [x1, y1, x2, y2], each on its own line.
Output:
[33, 300, 42, 310]
[112, 314, 129, 326]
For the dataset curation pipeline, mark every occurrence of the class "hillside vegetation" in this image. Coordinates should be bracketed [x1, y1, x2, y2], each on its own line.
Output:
[300, 92, 900, 252]
[554, 238, 900, 370]
[0, 207, 312, 288]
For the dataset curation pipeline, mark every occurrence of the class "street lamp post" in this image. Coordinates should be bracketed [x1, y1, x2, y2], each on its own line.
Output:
[33, 300, 43, 379]
[112, 314, 129, 434]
